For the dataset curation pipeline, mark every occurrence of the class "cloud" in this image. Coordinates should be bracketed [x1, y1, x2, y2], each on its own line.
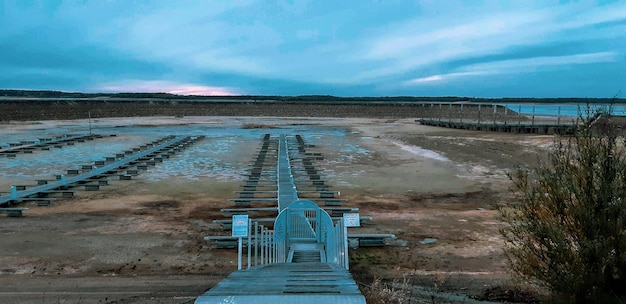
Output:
[405, 52, 618, 86]
[1, 1, 625, 96]
[96, 80, 240, 96]
[357, 1, 626, 82]
[465, 52, 617, 73]
[96, 2, 278, 77]
[405, 72, 486, 85]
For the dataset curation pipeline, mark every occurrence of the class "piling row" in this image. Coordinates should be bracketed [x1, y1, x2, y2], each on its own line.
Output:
[0, 134, 114, 158]
[0, 135, 205, 209]
[222, 134, 344, 215]
[214, 135, 352, 230]
[289, 135, 347, 208]
[228, 134, 279, 208]
[208, 133, 388, 250]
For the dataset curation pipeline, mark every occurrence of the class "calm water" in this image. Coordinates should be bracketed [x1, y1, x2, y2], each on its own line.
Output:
[501, 103, 626, 117]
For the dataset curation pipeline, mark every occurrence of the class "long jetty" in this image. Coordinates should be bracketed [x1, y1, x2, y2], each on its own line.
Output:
[418, 119, 577, 134]
[195, 134, 366, 304]
[0, 134, 111, 157]
[208, 134, 390, 248]
[0, 135, 204, 207]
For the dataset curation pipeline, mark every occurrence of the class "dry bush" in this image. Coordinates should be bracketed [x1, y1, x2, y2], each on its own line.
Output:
[362, 277, 411, 304]
[477, 284, 542, 303]
[501, 107, 626, 303]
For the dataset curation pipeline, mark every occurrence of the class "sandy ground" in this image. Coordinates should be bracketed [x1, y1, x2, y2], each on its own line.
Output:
[0, 117, 553, 303]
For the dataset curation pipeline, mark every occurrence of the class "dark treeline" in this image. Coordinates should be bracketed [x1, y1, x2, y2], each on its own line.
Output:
[1, 89, 624, 104]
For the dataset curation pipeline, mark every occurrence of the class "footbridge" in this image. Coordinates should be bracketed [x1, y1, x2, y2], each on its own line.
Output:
[195, 134, 365, 303]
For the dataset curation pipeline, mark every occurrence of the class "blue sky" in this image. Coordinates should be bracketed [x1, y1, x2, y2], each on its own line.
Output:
[1, 0, 625, 97]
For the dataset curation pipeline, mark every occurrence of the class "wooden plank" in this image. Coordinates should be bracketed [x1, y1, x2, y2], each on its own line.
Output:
[0, 208, 28, 217]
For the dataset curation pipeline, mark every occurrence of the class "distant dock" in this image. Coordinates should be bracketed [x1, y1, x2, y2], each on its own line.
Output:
[414, 102, 590, 135]
[417, 119, 577, 135]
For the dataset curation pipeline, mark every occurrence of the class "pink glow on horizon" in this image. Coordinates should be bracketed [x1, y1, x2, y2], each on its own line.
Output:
[98, 81, 240, 96]
[166, 85, 239, 96]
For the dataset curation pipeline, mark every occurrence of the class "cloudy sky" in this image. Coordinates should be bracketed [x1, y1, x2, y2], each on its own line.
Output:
[1, 0, 625, 97]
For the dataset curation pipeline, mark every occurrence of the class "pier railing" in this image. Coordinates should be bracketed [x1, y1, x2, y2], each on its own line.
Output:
[251, 222, 285, 266]
[328, 217, 349, 269]
[411, 103, 626, 134]
[416, 103, 593, 126]
[246, 200, 349, 269]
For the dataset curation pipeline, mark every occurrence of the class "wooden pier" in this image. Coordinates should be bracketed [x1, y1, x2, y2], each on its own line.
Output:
[195, 263, 364, 304]
[196, 134, 369, 303]
[0, 134, 112, 158]
[417, 119, 577, 135]
[0, 135, 204, 207]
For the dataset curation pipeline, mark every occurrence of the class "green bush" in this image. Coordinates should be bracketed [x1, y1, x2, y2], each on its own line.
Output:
[501, 110, 626, 303]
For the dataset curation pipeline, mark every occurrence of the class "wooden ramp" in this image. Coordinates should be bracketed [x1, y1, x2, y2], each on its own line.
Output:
[194, 262, 365, 304]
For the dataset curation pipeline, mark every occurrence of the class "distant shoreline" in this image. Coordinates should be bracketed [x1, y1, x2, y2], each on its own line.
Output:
[1, 98, 622, 122]
[1, 89, 624, 104]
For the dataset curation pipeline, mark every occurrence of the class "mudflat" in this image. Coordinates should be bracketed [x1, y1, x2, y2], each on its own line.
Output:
[0, 117, 552, 303]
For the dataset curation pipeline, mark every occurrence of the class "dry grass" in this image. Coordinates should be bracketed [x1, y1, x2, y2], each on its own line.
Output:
[362, 277, 412, 304]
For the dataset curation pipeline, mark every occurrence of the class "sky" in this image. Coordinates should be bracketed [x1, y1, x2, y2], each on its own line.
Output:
[0, 0, 625, 97]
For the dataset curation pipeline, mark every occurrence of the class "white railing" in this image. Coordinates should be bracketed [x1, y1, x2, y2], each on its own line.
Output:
[245, 204, 350, 270]
[327, 218, 349, 269]
[417, 102, 626, 126]
[250, 222, 286, 268]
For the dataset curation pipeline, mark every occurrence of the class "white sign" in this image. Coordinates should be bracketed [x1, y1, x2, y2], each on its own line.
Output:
[232, 214, 249, 237]
[343, 213, 360, 227]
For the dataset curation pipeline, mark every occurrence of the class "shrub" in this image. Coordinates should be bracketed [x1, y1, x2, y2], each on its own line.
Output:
[362, 277, 411, 304]
[501, 109, 626, 303]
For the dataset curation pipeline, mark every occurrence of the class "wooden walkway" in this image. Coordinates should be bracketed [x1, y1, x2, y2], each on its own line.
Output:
[195, 134, 366, 303]
[0, 135, 204, 207]
[0, 134, 110, 157]
[195, 263, 364, 304]
[418, 119, 577, 134]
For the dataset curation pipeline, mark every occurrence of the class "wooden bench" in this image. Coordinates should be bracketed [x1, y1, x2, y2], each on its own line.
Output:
[0, 208, 29, 217]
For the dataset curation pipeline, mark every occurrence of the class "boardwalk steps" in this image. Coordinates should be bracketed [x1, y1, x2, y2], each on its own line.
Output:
[195, 263, 364, 304]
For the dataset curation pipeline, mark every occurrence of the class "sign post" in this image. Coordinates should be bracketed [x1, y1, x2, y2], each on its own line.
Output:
[343, 213, 360, 227]
[232, 214, 249, 270]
